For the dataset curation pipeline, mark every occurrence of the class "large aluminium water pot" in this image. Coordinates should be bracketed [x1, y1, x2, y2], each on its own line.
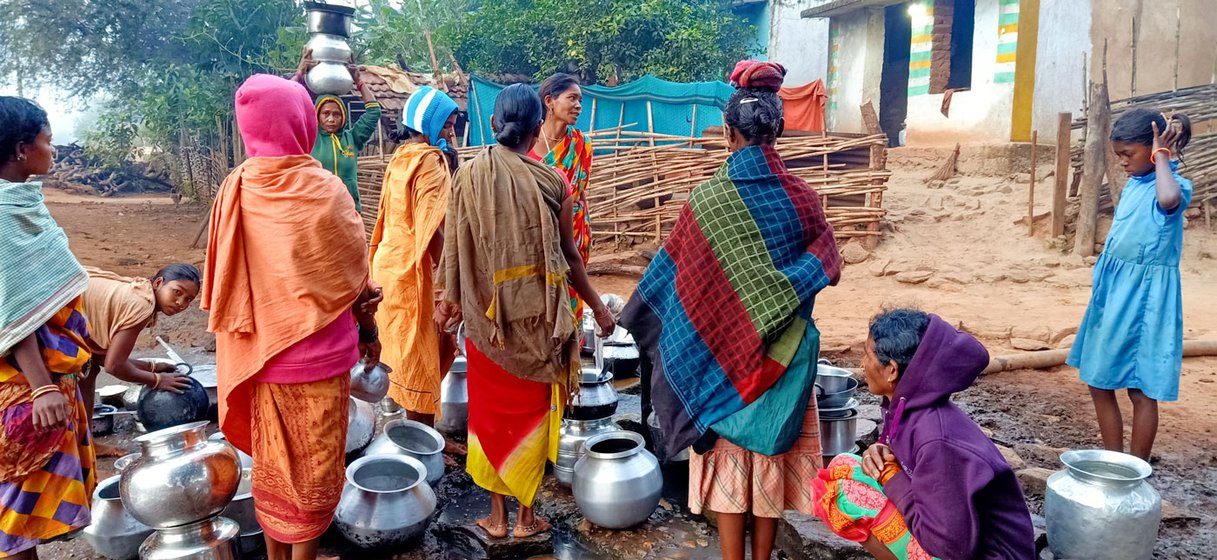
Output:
[350, 360, 391, 403]
[346, 396, 376, 455]
[81, 476, 155, 560]
[554, 416, 618, 487]
[363, 419, 445, 486]
[334, 455, 437, 549]
[119, 421, 241, 530]
[1046, 449, 1161, 560]
[818, 409, 859, 457]
[572, 431, 662, 529]
[137, 516, 240, 560]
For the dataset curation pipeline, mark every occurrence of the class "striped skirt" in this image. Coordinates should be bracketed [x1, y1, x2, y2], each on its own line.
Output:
[811, 454, 937, 560]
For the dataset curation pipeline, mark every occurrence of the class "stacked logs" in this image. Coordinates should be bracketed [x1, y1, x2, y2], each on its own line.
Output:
[41, 144, 175, 197]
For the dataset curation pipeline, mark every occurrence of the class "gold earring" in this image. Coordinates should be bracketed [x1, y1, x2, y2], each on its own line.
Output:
[16, 155, 25, 161]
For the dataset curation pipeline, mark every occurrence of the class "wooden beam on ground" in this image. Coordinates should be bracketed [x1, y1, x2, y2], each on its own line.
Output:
[1052, 112, 1071, 237]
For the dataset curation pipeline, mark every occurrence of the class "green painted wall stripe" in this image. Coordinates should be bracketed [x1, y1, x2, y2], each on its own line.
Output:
[994, 72, 1016, 83]
[997, 42, 1018, 54]
[909, 68, 931, 79]
[910, 50, 932, 62]
[999, 13, 1019, 26]
[998, 0, 1019, 6]
[908, 84, 931, 96]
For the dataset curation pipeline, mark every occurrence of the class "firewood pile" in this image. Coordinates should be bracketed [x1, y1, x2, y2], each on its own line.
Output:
[41, 144, 175, 197]
[356, 129, 890, 248]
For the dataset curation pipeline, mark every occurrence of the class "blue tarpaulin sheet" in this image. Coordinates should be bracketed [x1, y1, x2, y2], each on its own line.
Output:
[465, 74, 735, 147]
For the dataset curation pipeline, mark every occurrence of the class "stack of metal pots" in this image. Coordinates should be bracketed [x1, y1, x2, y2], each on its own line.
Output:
[554, 366, 620, 486]
[117, 421, 243, 559]
[303, 2, 356, 95]
[816, 361, 860, 458]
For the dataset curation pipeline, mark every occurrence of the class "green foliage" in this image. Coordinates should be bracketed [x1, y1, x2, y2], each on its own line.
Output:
[83, 110, 141, 168]
[355, 0, 470, 72]
[449, 0, 754, 83]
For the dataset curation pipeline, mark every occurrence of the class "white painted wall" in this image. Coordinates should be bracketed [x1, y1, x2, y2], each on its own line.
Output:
[829, 9, 877, 133]
[767, 0, 831, 86]
[1031, 0, 1090, 144]
[906, 0, 1015, 145]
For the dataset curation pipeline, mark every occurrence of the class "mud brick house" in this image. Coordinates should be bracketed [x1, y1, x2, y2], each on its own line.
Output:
[760, 0, 1217, 146]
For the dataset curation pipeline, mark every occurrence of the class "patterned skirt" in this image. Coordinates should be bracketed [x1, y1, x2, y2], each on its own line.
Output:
[810, 454, 937, 560]
[249, 374, 350, 544]
[688, 396, 822, 518]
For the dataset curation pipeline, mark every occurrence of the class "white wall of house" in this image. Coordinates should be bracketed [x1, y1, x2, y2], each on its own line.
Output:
[829, 9, 880, 133]
[905, 0, 1015, 145]
[767, 0, 831, 86]
[1030, 0, 1090, 143]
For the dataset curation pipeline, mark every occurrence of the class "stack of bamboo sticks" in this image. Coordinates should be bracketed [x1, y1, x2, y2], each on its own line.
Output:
[356, 129, 890, 246]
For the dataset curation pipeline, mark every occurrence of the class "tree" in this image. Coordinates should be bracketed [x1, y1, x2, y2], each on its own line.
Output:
[447, 0, 754, 84]
[355, 0, 470, 73]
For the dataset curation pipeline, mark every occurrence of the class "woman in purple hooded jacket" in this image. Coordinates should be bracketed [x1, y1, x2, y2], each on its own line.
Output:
[811, 309, 1034, 560]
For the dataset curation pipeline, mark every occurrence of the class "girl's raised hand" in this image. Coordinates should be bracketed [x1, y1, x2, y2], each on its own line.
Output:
[1152, 119, 1182, 154]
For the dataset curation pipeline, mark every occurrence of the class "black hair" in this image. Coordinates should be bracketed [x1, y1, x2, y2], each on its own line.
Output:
[724, 86, 784, 145]
[153, 263, 201, 287]
[441, 145, 459, 174]
[1111, 108, 1192, 159]
[539, 73, 580, 107]
[492, 83, 543, 149]
[389, 125, 425, 144]
[868, 308, 931, 378]
[0, 96, 50, 166]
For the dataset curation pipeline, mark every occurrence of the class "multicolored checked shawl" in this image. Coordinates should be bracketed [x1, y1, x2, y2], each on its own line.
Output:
[633, 144, 840, 451]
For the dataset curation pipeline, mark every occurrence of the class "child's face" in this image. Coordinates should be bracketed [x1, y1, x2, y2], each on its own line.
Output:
[1112, 141, 1154, 177]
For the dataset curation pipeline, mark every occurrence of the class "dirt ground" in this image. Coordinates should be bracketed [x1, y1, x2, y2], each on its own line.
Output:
[40, 146, 1217, 557]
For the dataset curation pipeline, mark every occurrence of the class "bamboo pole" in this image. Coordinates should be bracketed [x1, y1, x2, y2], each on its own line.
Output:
[470, 79, 486, 145]
[589, 97, 597, 133]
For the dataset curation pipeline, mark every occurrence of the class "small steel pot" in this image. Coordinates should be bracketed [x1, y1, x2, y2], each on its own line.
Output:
[346, 397, 376, 455]
[98, 385, 128, 408]
[304, 1, 355, 37]
[819, 409, 859, 457]
[436, 358, 467, 436]
[565, 368, 618, 421]
[351, 360, 391, 403]
[815, 377, 859, 409]
[817, 398, 859, 419]
[815, 364, 856, 394]
[92, 404, 118, 436]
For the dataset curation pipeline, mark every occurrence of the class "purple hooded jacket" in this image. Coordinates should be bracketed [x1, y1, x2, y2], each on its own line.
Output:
[878, 315, 1035, 560]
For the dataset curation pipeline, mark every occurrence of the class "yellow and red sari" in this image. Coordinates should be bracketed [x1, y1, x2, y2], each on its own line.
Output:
[534, 126, 593, 317]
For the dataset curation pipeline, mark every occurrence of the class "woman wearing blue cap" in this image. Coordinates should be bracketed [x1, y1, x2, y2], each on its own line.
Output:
[369, 86, 460, 426]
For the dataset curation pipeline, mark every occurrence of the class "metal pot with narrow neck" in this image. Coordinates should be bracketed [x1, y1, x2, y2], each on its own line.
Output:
[554, 416, 618, 487]
[119, 421, 241, 530]
[565, 367, 618, 421]
[436, 356, 467, 435]
[573, 431, 663, 529]
[81, 476, 154, 560]
[137, 517, 240, 560]
[1046, 449, 1161, 560]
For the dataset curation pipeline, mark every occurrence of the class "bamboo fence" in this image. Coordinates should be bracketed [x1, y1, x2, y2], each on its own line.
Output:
[356, 129, 890, 247]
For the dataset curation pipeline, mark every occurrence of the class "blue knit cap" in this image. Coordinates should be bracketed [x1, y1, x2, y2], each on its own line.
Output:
[402, 86, 459, 151]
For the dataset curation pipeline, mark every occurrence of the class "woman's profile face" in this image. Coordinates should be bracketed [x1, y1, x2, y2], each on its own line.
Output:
[547, 85, 582, 126]
[21, 127, 57, 176]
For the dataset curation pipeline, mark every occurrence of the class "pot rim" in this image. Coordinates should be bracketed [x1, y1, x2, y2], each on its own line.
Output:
[1060, 448, 1152, 484]
[816, 365, 855, 378]
[583, 430, 645, 460]
[815, 377, 860, 396]
[381, 419, 444, 456]
[133, 420, 208, 445]
[345, 454, 428, 494]
[579, 367, 612, 385]
[232, 468, 254, 501]
[817, 400, 860, 416]
[114, 453, 140, 473]
[94, 475, 122, 501]
[818, 408, 859, 421]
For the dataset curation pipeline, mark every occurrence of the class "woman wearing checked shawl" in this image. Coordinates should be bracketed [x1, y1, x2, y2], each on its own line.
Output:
[369, 86, 461, 426]
[621, 60, 842, 560]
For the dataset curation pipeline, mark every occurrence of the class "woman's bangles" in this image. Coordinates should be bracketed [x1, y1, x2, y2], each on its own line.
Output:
[1152, 147, 1173, 164]
[29, 384, 61, 400]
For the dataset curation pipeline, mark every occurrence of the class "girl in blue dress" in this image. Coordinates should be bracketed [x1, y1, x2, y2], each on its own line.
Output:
[1067, 108, 1193, 461]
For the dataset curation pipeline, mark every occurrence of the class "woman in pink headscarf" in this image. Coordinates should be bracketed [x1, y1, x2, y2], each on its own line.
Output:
[202, 74, 382, 560]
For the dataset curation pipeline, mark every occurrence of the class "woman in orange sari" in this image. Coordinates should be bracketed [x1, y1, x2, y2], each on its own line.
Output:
[531, 73, 593, 319]
[436, 84, 615, 539]
[0, 96, 95, 559]
[203, 74, 382, 560]
[370, 86, 459, 426]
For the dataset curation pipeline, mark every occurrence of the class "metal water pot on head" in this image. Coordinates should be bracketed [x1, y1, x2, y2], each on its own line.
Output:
[303, 2, 356, 95]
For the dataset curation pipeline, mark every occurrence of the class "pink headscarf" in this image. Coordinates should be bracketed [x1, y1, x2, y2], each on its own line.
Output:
[728, 60, 788, 93]
[234, 74, 317, 157]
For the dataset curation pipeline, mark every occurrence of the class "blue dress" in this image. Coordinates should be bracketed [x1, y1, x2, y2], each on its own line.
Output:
[1067, 161, 1193, 401]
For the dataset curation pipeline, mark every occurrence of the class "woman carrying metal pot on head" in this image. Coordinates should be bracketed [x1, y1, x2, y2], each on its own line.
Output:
[291, 48, 382, 213]
[433, 84, 615, 539]
[0, 96, 96, 559]
[620, 60, 841, 560]
[203, 74, 382, 560]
